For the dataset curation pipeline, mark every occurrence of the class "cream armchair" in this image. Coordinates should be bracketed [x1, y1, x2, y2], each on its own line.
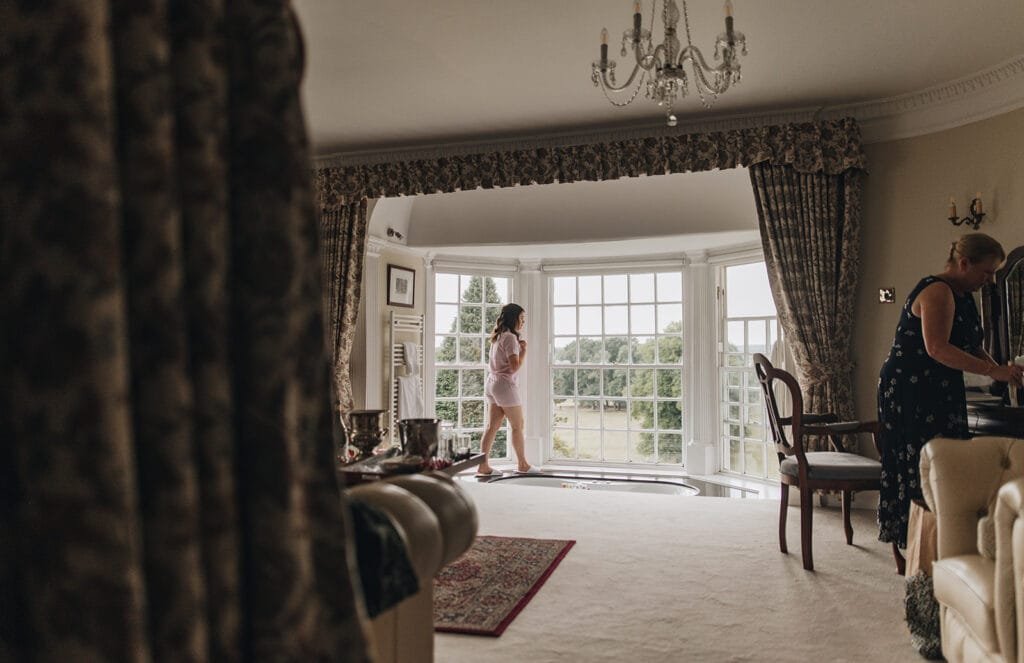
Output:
[349, 472, 477, 663]
[920, 436, 1024, 663]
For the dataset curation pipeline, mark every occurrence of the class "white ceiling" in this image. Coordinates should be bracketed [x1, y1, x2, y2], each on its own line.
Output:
[293, 0, 1024, 258]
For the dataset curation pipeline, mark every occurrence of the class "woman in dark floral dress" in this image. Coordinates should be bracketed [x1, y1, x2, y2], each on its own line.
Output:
[877, 233, 1021, 657]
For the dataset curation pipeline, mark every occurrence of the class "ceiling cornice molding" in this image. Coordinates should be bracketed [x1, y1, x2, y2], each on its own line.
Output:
[313, 55, 1024, 168]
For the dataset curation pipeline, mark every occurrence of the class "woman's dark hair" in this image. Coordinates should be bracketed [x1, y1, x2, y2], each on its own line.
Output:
[947, 232, 1005, 266]
[490, 303, 524, 343]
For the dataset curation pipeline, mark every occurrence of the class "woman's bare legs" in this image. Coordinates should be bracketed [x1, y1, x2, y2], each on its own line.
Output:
[502, 405, 531, 471]
[478, 403, 506, 474]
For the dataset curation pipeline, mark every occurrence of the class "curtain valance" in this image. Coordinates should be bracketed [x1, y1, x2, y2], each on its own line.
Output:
[314, 117, 867, 205]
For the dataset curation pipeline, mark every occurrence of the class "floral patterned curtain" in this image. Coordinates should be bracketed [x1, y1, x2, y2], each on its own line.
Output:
[0, 1, 372, 661]
[317, 195, 369, 420]
[750, 164, 865, 450]
[315, 118, 866, 200]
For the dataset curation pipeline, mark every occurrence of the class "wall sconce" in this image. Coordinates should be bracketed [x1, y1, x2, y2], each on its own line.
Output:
[386, 227, 404, 241]
[948, 193, 985, 230]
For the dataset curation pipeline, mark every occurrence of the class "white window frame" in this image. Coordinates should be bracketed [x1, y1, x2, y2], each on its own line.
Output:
[543, 261, 687, 467]
[425, 259, 518, 458]
[714, 253, 782, 480]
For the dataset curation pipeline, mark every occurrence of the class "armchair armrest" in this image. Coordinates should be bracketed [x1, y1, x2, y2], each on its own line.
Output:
[921, 436, 1024, 560]
[993, 477, 1024, 661]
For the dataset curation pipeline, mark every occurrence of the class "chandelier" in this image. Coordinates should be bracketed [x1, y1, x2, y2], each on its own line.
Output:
[591, 0, 747, 126]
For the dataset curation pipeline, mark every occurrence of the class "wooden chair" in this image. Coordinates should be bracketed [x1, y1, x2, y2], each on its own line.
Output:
[752, 353, 898, 572]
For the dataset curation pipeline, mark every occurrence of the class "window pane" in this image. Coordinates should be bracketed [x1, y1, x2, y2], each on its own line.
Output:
[552, 398, 577, 427]
[631, 336, 656, 364]
[576, 425, 600, 460]
[461, 400, 485, 428]
[659, 433, 683, 464]
[553, 307, 576, 335]
[744, 442, 766, 477]
[603, 429, 628, 461]
[603, 400, 628, 430]
[552, 428, 575, 459]
[630, 273, 655, 302]
[553, 277, 576, 305]
[726, 263, 776, 317]
[435, 335, 457, 363]
[436, 304, 458, 334]
[459, 306, 483, 334]
[485, 306, 501, 335]
[631, 432, 656, 463]
[604, 305, 628, 335]
[726, 320, 745, 353]
[630, 305, 655, 334]
[606, 336, 629, 364]
[629, 368, 654, 397]
[657, 369, 682, 398]
[728, 439, 742, 471]
[436, 400, 458, 424]
[630, 401, 655, 430]
[435, 369, 458, 397]
[486, 277, 508, 305]
[748, 320, 768, 355]
[726, 354, 746, 367]
[603, 274, 628, 303]
[552, 369, 575, 397]
[577, 369, 600, 396]
[578, 337, 603, 364]
[460, 275, 483, 303]
[579, 275, 602, 305]
[491, 429, 507, 457]
[657, 272, 682, 301]
[657, 336, 682, 364]
[435, 274, 459, 303]
[579, 306, 602, 335]
[726, 371, 741, 387]
[658, 401, 682, 430]
[553, 337, 576, 364]
[459, 338, 482, 363]
[726, 386, 741, 403]
[462, 369, 485, 396]
[657, 303, 682, 333]
[604, 369, 627, 397]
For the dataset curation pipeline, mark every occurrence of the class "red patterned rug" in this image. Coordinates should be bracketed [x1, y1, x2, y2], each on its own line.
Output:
[433, 535, 575, 636]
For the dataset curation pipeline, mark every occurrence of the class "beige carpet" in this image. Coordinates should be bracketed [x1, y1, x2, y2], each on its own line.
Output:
[436, 481, 921, 663]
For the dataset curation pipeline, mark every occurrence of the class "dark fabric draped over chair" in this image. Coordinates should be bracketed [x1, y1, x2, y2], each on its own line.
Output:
[1, 2, 372, 661]
[316, 195, 368, 420]
[750, 164, 864, 451]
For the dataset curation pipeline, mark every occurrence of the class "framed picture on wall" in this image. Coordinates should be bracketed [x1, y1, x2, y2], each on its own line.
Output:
[386, 264, 415, 308]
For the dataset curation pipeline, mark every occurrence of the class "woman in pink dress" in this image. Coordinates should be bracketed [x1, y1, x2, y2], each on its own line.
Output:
[476, 303, 540, 476]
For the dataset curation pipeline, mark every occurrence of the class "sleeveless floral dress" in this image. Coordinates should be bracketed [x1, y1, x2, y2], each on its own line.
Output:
[877, 276, 982, 548]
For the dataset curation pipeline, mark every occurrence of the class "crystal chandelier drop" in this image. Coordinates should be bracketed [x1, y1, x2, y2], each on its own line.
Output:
[591, 0, 747, 127]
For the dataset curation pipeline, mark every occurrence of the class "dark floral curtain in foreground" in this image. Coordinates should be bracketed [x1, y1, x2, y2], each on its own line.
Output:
[1, 1, 372, 661]
[750, 164, 865, 451]
[317, 197, 369, 419]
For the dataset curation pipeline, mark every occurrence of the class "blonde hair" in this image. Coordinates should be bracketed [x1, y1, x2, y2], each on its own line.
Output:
[947, 232, 1005, 266]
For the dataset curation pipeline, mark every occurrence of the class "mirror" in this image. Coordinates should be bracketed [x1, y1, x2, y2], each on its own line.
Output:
[1007, 256, 1024, 361]
[982, 245, 1024, 402]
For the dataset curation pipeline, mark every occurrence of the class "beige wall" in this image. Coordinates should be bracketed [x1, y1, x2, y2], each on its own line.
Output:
[373, 248, 426, 410]
[854, 108, 1024, 446]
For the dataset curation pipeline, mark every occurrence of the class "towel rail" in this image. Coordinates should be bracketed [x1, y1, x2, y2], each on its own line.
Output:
[389, 312, 424, 446]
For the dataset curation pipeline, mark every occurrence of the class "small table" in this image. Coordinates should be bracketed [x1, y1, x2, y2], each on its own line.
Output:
[338, 452, 486, 487]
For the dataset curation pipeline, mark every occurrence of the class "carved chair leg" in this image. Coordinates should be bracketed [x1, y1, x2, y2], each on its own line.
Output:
[892, 543, 906, 576]
[779, 483, 789, 554]
[841, 490, 853, 545]
[800, 485, 814, 571]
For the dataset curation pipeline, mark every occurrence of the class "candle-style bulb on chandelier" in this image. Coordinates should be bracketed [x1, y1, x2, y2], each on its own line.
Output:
[591, 0, 747, 127]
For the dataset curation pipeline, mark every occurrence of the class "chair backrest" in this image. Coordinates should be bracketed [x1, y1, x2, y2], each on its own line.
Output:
[752, 353, 805, 460]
